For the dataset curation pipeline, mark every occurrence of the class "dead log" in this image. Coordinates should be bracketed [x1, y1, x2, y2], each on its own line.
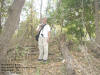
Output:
[59, 34, 76, 75]
[59, 34, 96, 75]
[61, 43, 76, 75]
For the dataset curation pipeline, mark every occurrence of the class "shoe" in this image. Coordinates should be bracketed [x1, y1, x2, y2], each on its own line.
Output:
[43, 60, 47, 62]
[38, 59, 43, 61]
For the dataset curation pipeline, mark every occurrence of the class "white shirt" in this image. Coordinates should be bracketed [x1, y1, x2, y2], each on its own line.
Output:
[36, 24, 51, 37]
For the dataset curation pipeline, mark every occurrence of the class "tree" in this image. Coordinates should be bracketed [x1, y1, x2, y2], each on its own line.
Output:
[95, 0, 100, 45]
[40, 0, 43, 23]
[0, 0, 5, 32]
[0, 0, 14, 33]
[0, 0, 25, 74]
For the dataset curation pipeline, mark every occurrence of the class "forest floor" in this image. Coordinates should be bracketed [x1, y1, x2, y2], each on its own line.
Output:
[6, 38, 100, 75]
[6, 39, 66, 75]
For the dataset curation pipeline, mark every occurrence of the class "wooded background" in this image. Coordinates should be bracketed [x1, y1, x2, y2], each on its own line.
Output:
[0, 0, 100, 75]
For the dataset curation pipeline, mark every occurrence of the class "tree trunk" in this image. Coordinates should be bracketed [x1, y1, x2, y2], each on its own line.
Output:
[0, 0, 4, 32]
[0, 11, 1, 31]
[0, 1, 2, 29]
[40, 0, 43, 23]
[0, 0, 25, 74]
[46, 0, 51, 15]
[95, 0, 100, 44]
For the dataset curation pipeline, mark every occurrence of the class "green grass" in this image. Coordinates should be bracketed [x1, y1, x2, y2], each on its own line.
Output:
[36, 68, 40, 75]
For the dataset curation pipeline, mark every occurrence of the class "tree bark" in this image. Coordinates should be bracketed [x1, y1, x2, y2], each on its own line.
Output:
[0, 11, 1, 31]
[0, 1, 2, 29]
[59, 34, 76, 75]
[0, 0, 4, 32]
[46, 0, 51, 15]
[40, 0, 43, 23]
[0, 0, 25, 50]
[95, 0, 100, 44]
[0, 0, 25, 74]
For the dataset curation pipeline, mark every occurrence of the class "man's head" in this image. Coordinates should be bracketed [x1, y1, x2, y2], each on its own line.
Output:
[42, 17, 47, 24]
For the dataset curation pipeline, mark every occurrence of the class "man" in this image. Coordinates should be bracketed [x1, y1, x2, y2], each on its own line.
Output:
[36, 18, 51, 62]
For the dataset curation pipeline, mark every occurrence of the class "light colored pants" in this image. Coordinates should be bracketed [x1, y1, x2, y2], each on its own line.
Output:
[38, 36, 48, 60]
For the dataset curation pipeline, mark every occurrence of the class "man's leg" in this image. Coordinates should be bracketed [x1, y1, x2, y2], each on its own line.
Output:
[43, 37, 48, 60]
[38, 37, 44, 60]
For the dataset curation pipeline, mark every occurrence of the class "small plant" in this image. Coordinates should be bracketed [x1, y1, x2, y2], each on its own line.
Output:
[36, 68, 40, 75]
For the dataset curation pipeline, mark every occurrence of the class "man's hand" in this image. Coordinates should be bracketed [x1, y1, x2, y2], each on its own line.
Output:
[36, 24, 42, 32]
